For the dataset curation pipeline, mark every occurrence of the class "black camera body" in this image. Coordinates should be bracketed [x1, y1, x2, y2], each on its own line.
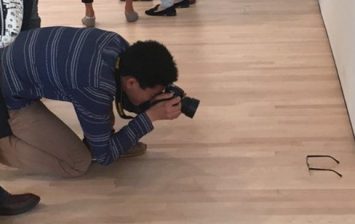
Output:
[116, 84, 200, 119]
[165, 84, 200, 118]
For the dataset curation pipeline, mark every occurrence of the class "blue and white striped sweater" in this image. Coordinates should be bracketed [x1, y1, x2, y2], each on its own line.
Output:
[0, 26, 154, 165]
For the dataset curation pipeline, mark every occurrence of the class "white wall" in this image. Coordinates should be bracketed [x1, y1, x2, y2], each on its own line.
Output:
[319, 0, 355, 135]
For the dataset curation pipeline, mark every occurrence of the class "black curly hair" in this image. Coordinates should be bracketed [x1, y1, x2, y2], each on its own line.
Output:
[116, 40, 178, 89]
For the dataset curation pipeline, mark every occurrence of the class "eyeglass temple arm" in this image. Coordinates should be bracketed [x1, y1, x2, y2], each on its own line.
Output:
[308, 167, 343, 178]
[306, 155, 340, 166]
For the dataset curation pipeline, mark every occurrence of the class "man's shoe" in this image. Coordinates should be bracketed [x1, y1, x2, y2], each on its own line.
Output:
[120, 142, 147, 158]
[145, 5, 177, 16]
[0, 188, 40, 216]
[174, 0, 190, 8]
[81, 16, 96, 27]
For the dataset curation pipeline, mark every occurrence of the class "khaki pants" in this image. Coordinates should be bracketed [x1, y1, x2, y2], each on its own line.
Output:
[0, 101, 91, 177]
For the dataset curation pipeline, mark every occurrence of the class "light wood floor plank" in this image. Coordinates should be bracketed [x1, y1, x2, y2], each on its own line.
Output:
[1, 0, 355, 223]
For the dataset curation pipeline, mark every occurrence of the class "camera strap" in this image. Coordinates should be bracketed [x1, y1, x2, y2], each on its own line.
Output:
[114, 57, 134, 119]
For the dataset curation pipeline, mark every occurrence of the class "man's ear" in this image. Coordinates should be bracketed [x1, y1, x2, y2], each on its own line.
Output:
[123, 76, 139, 90]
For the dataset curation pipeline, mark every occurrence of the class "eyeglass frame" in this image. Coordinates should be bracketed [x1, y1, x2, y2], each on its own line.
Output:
[306, 155, 342, 178]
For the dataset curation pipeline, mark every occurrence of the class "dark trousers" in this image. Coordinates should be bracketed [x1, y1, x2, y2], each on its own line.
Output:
[82, 0, 93, 3]
[0, 87, 11, 139]
[22, 0, 41, 30]
[0, 186, 7, 201]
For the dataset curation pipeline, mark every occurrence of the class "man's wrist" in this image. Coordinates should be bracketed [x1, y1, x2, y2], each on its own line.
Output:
[145, 110, 156, 122]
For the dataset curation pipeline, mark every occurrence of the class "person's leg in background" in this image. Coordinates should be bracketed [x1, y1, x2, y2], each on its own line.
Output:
[125, 0, 139, 22]
[0, 101, 92, 178]
[0, 185, 40, 216]
[21, 0, 41, 30]
[81, 0, 96, 27]
[81, 0, 139, 27]
[29, 0, 41, 28]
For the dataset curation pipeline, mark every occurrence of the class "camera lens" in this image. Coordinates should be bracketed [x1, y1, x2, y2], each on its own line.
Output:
[181, 97, 200, 118]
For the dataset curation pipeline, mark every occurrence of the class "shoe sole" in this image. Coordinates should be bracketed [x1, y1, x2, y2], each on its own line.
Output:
[145, 10, 176, 16]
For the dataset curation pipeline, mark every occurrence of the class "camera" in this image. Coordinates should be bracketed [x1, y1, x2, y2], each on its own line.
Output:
[164, 84, 200, 118]
[116, 84, 200, 119]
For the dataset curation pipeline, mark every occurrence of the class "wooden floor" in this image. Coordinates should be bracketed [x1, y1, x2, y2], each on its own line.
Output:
[2, 0, 355, 223]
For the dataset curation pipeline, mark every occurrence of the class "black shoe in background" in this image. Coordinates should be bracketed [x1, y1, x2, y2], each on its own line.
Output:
[0, 187, 40, 216]
[174, 0, 190, 8]
[145, 4, 177, 16]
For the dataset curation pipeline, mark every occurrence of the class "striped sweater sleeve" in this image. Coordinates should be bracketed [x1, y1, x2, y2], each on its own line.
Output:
[71, 87, 154, 165]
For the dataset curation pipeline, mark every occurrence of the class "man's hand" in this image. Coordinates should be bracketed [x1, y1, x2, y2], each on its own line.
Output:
[146, 93, 182, 122]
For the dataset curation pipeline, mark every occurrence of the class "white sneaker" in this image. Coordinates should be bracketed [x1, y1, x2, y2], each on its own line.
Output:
[81, 16, 96, 27]
[125, 11, 139, 23]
